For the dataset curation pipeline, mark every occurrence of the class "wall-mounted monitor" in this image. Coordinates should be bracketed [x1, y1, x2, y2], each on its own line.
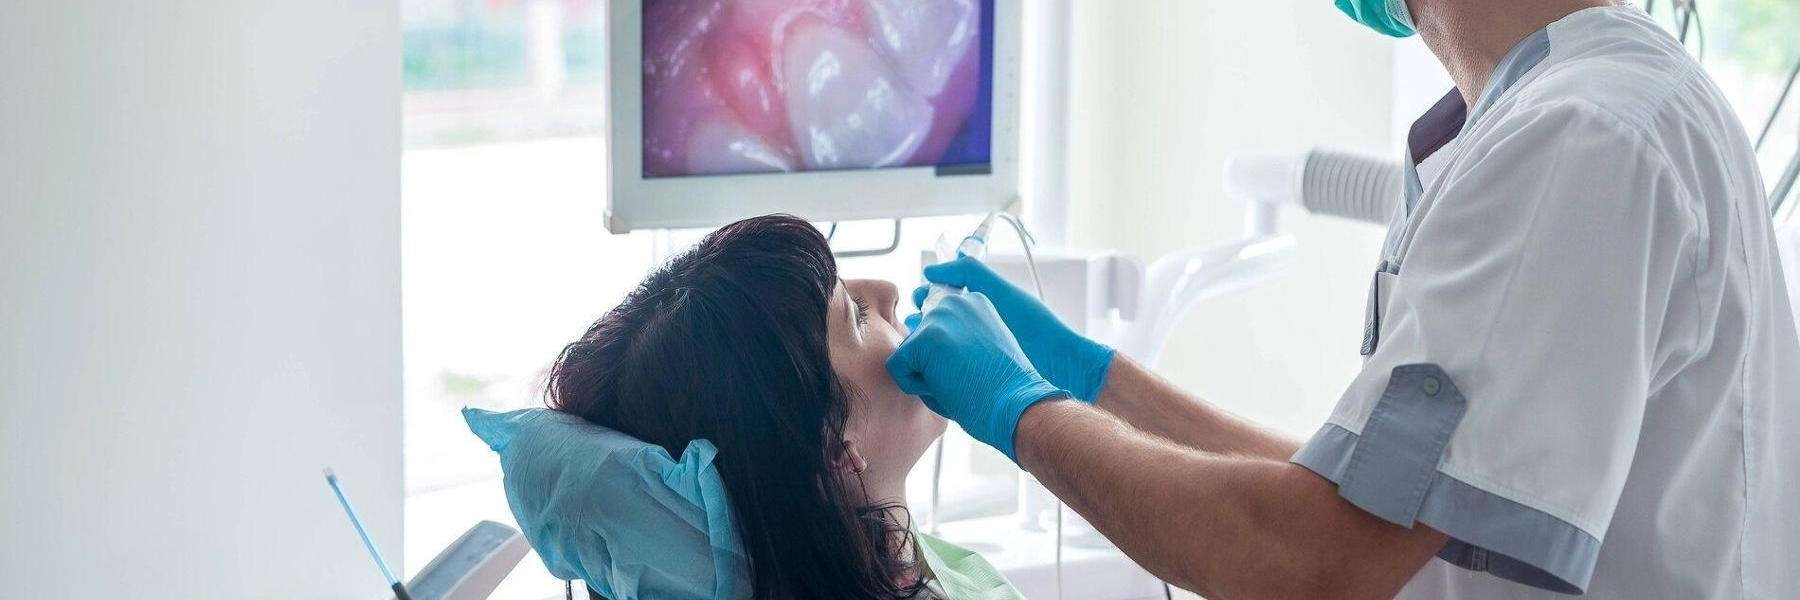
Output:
[607, 0, 1020, 232]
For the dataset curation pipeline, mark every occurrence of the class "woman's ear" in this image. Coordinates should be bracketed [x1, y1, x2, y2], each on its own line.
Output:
[831, 439, 870, 474]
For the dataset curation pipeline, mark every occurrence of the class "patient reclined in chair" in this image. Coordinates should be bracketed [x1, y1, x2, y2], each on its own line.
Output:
[462, 216, 1022, 599]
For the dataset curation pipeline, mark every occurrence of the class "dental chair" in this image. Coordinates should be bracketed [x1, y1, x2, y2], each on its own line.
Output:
[397, 520, 534, 600]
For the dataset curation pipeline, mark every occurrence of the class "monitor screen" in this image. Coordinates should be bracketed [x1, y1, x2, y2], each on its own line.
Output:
[641, 0, 995, 179]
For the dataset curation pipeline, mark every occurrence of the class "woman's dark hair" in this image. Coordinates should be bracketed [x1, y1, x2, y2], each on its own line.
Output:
[546, 214, 925, 599]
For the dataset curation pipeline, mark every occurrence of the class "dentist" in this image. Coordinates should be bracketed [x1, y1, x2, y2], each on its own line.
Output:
[886, 1, 1800, 598]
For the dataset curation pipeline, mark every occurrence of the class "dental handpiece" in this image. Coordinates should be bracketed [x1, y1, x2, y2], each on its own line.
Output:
[920, 215, 997, 314]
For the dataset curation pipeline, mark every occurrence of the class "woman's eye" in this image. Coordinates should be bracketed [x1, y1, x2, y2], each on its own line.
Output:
[852, 295, 870, 326]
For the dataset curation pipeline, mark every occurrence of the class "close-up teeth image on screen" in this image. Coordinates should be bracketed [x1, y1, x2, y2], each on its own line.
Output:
[641, 0, 993, 178]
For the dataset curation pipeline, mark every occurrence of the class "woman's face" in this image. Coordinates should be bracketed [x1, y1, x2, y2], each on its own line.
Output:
[826, 278, 948, 484]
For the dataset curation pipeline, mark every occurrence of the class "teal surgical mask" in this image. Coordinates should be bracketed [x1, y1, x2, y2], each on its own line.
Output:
[1335, 0, 1417, 38]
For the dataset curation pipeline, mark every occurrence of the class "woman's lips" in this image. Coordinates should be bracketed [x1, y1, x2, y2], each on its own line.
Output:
[643, 0, 982, 177]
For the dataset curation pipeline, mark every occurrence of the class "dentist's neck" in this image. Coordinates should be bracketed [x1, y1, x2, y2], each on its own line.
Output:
[1411, 0, 1617, 107]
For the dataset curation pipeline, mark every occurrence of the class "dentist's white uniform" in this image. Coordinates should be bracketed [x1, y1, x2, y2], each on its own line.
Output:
[1290, 7, 1800, 598]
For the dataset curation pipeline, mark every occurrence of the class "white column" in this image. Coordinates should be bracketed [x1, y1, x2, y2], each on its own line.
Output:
[527, 0, 568, 102]
[0, 1, 403, 597]
[1022, 0, 1074, 248]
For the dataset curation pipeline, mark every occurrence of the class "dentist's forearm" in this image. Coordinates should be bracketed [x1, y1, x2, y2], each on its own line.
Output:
[1093, 356, 1296, 460]
[1013, 400, 1446, 600]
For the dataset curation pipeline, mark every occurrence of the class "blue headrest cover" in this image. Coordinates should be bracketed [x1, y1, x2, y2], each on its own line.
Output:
[463, 408, 750, 600]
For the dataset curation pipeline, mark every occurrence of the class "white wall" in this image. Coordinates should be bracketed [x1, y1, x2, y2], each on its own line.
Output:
[1066, 0, 1398, 438]
[0, 2, 402, 598]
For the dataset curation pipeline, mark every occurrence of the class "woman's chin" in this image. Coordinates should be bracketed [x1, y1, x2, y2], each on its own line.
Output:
[928, 413, 950, 439]
[905, 395, 951, 441]
[897, 413, 951, 471]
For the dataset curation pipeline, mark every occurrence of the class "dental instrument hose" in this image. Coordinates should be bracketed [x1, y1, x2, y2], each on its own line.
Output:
[1001, 218, 1181, 599]
[925, 212, 1174, 599]
[925, 212, 1066, 599]
[985, 213, 1063, 600]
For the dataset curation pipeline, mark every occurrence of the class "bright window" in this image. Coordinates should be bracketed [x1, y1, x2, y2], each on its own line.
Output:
[403, 2, 622, 596]
[1395, 1, 1799, 213]
[1678, 0, 1800, 202]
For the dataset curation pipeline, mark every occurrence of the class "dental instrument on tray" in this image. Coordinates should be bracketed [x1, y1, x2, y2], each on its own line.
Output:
[324, 468, 530, 600]
[325, 468, 413, 600]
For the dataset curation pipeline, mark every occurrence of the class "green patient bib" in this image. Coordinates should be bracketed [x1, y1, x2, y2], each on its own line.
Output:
[914, 530, 1025, 600]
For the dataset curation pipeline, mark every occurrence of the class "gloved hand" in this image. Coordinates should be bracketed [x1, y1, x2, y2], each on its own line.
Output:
[887, 292, 1071, 461]
[907, 256, 1117, 402]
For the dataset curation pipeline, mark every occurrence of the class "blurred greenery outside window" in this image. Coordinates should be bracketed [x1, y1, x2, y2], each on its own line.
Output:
[1692, 0, 1798, 74]
[404, 0, 605, 147]
[1676, 0, 1800, 210]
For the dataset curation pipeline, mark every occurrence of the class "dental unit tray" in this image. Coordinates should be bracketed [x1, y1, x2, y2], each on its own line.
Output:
[399, 521, 532, 600]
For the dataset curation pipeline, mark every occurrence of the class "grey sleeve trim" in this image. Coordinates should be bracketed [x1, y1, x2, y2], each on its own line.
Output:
[1340, 364, 1468, 525]
[1293, 423, 1601, 594]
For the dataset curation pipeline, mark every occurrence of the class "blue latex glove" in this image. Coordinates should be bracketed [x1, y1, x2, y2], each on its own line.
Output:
[908, 256, 1117, 402]
[887, 292, 1071, 461]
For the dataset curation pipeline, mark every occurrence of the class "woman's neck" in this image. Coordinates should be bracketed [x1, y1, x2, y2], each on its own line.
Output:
[878, 504, 926, 586]
[858, 464, 910, 508]
[853, 466, 926, 585]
